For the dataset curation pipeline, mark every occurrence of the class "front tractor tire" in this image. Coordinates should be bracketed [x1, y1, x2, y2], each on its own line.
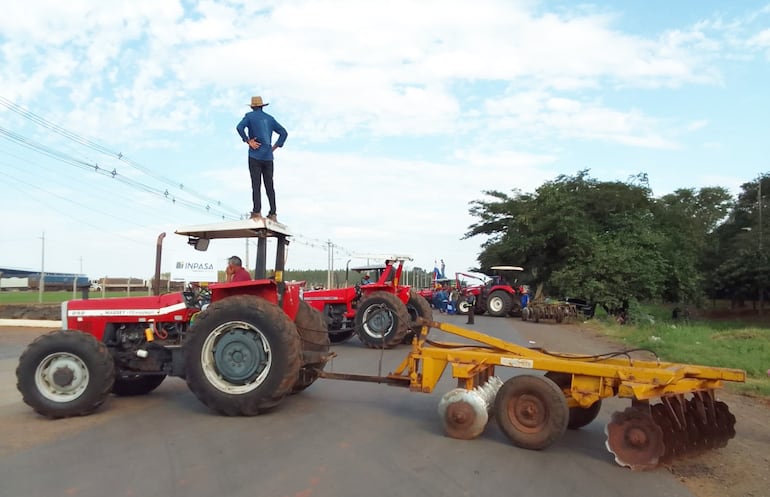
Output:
[16, 330, 115, 419]
[486, 290, 514, 317]
[183, 295, 302, 416]
[404, 290, 434, 343]
[457, 299, 471, 315]
[354, 291, 410, 348]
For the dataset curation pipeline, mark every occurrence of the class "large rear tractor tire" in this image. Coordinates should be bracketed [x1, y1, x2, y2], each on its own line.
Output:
[354, 291, 410, 348]
[112, 374, 166, 396]
[494, 374, 569, 450]
[486, 291, 513, 317]
[183, 295, 302, 415]
[16, 330, 115, 418]
[404, 290, 434, 343]
[292, 301, 330, 393]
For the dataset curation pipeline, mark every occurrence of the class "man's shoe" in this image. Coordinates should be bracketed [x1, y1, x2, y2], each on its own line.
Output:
[250, 212, 262, 220]
[267, 214, 277, 222]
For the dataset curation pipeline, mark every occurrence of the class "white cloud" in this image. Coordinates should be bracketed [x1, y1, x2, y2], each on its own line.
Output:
[1, 0, 767, 277]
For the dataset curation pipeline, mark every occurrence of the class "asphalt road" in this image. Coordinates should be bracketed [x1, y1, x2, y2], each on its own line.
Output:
[0, 315, 697, 497]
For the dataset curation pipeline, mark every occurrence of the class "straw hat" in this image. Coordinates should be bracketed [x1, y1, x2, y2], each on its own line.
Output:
[249, 96, 269, 107]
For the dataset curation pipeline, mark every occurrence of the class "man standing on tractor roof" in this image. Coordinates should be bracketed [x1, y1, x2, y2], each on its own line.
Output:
[236, 96, 288, 222]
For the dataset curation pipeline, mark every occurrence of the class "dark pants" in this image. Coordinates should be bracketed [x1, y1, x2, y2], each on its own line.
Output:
[248, 158, 276, 215]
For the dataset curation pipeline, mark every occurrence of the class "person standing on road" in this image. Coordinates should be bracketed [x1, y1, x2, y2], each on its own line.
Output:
[236, 96, 288, 222]
[225, 256, 252, 282]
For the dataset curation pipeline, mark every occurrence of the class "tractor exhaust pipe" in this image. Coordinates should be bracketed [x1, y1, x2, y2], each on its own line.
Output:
[154, 232, 166, 296]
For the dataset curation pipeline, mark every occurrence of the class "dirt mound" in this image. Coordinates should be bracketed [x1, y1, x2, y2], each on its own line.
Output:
[0, 304, 61, 320]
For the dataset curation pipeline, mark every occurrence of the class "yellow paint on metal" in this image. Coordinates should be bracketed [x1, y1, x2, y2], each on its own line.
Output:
[386, 319, 746, 404]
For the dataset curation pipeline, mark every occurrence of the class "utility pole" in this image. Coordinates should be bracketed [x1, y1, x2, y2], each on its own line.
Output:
[759, 178, 763, 252]
[245, 238, 250, 270]
[326, 240, 335, 288]
[759, 178, 764, 315]
[38, 232, 45, 303]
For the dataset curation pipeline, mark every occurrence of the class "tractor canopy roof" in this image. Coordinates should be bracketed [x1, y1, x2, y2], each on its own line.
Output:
[175, 218, 290, 250]
[352, 254, 413, 263]
[490, 265, 524, 272]
[351, 264, 387, 272]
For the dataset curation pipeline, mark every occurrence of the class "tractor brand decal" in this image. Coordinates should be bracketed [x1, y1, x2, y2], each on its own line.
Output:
[68, 302, 188, 317]
[175, 261, 215, 270]
[499, 357, 534, 369]
[302, 296, 340, 301]
[169, 255, 218, 283]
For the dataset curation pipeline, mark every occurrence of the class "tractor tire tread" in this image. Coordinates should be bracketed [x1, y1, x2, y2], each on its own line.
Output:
[16, 329, 115, 419]
[183, 295, 302, 415]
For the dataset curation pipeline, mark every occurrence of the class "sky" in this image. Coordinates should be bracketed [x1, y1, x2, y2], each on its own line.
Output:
[1, 0, 769, 282]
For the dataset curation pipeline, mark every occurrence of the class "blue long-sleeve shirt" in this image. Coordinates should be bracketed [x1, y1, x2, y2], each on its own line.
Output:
[236, 108, 288, 160]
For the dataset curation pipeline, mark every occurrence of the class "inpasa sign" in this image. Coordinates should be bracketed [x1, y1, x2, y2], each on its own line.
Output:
[171, 258, 217, 283]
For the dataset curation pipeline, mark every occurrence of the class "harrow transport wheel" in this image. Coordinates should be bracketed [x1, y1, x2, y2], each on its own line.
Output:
[486, 290, 513, 317]
[354, 291, 410, 348]
[16, 330, 115, 418]
[605, 407, 665, 470]
[112, 374, 166, 396]
[183, 295, 302, 415]
[494, 375, 569, 450]
[544, 372, 602, 429]
[404, 290, 433, 343]
[329, 329, 355, 344]
[292, 301, 331, 393]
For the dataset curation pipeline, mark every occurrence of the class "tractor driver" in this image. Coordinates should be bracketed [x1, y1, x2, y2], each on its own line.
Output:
[226, 256, 252, 282]
[361, 274, 372, 285]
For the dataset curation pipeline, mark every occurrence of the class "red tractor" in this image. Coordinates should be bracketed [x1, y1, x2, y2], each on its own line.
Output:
[302, 256, 432, 348]
[15, 219, 331, 418]
[459, 266, 526, 317]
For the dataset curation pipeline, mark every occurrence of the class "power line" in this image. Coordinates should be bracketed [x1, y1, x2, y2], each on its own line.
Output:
[1, 95, 359, 259]
[0, 95, 243, 217]
[0, 126, 237, 220]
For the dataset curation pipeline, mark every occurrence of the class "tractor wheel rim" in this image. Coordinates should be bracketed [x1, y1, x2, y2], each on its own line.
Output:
[34, 352, 90, 402]
[201, 321, 271, 394]
[458, 301, 470, 313]
[489, 297, 503, 312]
[362, 304, 394, 339]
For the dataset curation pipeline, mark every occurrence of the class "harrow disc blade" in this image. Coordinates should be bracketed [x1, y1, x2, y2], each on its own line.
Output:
[605, 407, 665, 471]
[714, 401, 737, 448]
[651, 404, 678, 464]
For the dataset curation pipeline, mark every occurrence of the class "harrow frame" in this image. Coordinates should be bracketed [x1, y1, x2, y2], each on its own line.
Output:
[319, 318, 745, 469]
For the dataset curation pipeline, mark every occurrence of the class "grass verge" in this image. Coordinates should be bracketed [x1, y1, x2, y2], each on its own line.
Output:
[593, 310, 770, 397]
[0, 290, 152, 304]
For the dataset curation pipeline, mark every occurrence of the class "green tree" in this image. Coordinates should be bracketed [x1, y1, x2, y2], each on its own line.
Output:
[466, 171, 733, 310]
[706, 175, 770, 311]
[654, 186, 732, 303]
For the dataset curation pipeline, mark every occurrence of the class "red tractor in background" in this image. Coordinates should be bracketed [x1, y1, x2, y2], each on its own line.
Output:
[458, 266, 526, 317]
[302, 256, 432, 348]
[15, 219, 331, 419]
